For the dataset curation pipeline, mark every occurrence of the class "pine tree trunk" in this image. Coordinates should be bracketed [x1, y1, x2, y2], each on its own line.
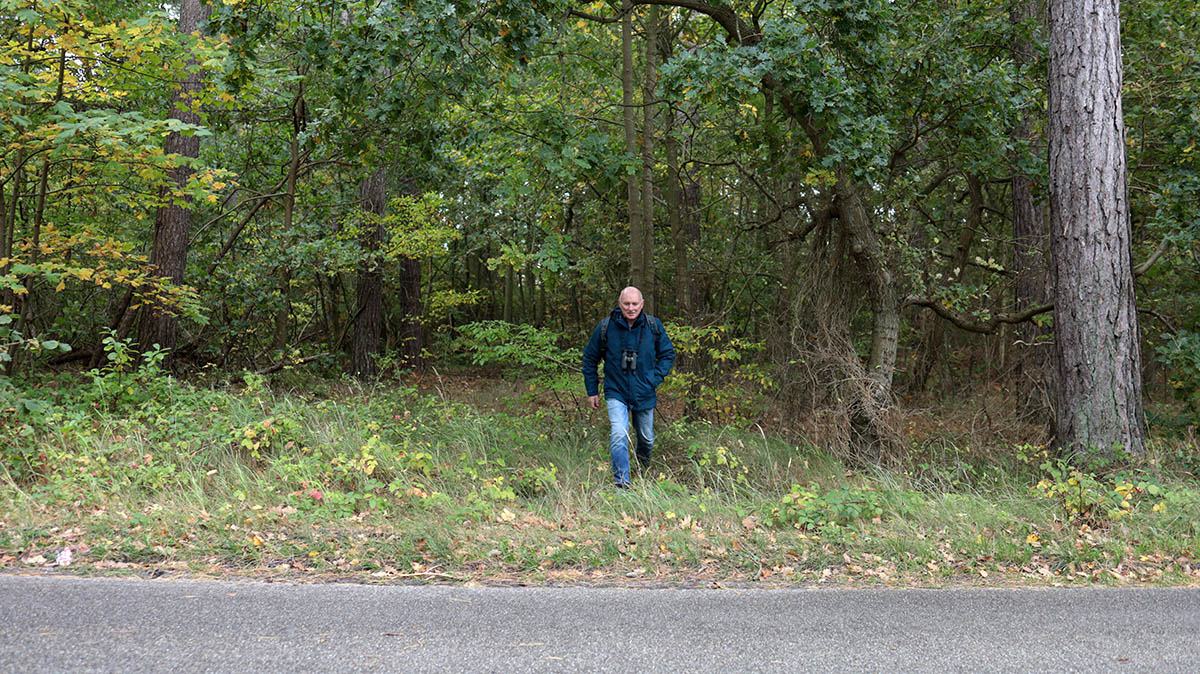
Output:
[139, 0, 210, 363]
[1048, 0, 1145, 458]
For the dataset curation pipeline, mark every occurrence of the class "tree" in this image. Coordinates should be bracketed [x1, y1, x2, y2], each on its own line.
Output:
[1047, 0, 1146, 457]
[139, 0, 212, 363]
[352, 168, 386, 379]
[622, 0, 647, 295]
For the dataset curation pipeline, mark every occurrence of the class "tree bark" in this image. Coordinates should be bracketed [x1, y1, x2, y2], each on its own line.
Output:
[640, 5, 659, 313]
[272, 88, 305, 357]
[622, 0, 646, 290]
[1048, 0, 1145, 458]
[138, 0, 210, 363]
[665, 107, 690, 317]
[395, 256, 423, 368]
[351, 167, 386, 379]
[834, 170, 902, 459]
[836, 170, 899, 403]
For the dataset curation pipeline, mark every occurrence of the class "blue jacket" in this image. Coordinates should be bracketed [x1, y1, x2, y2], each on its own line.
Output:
[581, 308, 675, 411]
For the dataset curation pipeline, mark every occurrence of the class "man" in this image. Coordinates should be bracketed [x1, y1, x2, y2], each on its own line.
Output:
[581, 287, 675, 488]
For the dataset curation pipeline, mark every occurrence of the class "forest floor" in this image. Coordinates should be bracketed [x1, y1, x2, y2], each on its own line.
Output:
[2, 367, 1200, 589]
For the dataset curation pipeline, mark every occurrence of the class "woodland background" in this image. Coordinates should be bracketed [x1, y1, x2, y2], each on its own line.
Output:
[2, 0, 1198, 461]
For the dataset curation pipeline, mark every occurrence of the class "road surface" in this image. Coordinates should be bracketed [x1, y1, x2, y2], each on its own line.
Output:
[1, 574, 1197, 672]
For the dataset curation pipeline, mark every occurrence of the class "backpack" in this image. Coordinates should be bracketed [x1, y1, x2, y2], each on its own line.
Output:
[598, 314, 662, 353]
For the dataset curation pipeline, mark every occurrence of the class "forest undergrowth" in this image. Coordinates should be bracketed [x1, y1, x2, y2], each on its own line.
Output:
[3, 357, 1200, 588]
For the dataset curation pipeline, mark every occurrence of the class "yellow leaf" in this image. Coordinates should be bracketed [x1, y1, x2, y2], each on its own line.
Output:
[251, 534, 264, 546]
[1026, 533, 1039, 544]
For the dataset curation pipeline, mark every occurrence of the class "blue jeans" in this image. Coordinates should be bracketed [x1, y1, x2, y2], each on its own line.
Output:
[606, 399, 654, 484]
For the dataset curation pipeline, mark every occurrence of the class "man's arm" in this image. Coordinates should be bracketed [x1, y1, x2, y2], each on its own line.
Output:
[581, 324, 603, 408]
[651, 320, 675, 388]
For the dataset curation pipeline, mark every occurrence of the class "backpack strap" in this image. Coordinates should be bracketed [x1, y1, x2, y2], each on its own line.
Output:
[598, 316, 610, 352]
[599, 314, 660, 352]
[645, 314, 662, 338]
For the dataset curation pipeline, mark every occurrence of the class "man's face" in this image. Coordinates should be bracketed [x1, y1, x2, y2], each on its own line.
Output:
[619, 291, 644, 322]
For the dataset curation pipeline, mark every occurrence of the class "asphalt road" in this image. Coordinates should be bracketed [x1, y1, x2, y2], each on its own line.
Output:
[1, 574, 1198, 672]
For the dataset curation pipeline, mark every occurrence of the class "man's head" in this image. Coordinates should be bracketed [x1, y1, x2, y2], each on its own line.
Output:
[618, 286, 644, 323]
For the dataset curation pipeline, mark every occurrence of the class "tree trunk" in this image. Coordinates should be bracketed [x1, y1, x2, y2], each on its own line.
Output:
[834, 171, 901, 459]
[640, 5, 659, 313]
[273, 86, 305, 357]
[0, 148, 17, 311]
[351, 167, 386, 379]
[138, 0, 210, 363]
[1048, 0, 1145, 458]
[396, 256, 423, 368]
[682, 178, 703, 313]
[622, 0, 645, 290]
[836, 171, 898, 402]
[503, 266, 514, 323]
[665, 108, 690, 318]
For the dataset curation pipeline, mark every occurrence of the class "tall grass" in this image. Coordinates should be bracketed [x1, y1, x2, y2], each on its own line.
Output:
[2, 368, 1200, 585]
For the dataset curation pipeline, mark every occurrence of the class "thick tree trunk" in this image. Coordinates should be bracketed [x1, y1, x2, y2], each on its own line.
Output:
[139, 0, 210, 363]
[834, 171, 901, 459]
[1048, 0, 1145, 458]
[622, 0, 645, 289]
[351, 167, 386, 379]
[836, 171, 898, 402]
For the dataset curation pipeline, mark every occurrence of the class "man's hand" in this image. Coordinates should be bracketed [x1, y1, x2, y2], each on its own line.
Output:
[588, 395, 599, 410]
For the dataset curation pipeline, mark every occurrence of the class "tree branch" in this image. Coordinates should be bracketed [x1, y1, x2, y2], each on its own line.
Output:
[630, 0, 760, 45]
[904, 296, 1053, 334]
[1134, 237, 1170, 276]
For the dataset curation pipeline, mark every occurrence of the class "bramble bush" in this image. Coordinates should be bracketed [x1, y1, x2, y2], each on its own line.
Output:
[762, 484, 889, 531]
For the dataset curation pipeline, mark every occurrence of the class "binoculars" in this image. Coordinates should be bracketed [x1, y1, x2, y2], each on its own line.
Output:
[621, 349, 638, 373]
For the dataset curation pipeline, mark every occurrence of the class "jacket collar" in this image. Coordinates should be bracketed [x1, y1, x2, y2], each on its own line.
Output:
[610, 306, 644, 329]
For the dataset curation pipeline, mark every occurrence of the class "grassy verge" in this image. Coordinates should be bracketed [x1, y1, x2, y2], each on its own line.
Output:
[3, 368, 1200, 587]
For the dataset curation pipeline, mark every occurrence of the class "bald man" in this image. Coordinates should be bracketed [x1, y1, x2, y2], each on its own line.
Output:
[581, 287, 675, 488]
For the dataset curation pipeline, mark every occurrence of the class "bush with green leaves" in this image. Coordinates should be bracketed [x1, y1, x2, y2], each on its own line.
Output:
[658, 323, 773, 424]
[454, 321, 576, 376]
[1032, 459, 1176, 524]
[0, 311, 72, 373]
[763, 484, 888, 531]
[1156, 329, 1200, 421]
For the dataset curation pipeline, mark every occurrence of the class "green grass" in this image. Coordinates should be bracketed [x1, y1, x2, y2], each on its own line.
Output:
[3, 367, 1200, 587]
